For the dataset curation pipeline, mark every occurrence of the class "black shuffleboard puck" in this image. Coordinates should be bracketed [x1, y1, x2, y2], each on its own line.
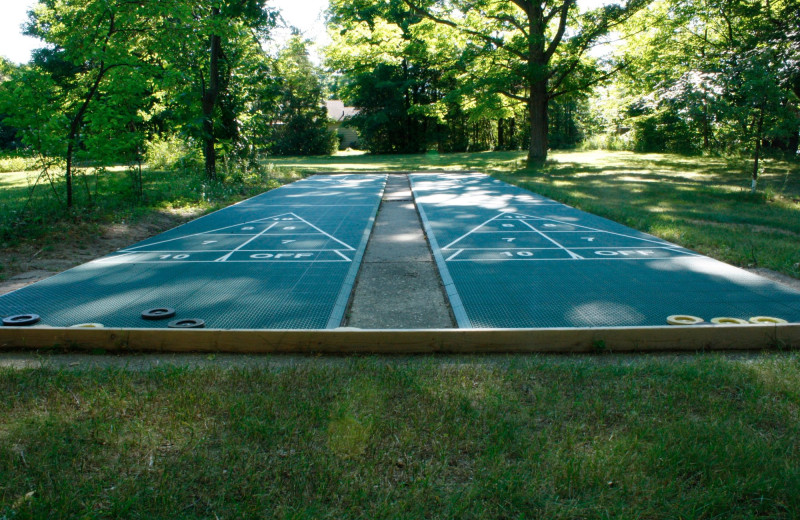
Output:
[168, 318, 205, 329]
[3, 314, 41, 326]
[141, 308, 176, 320]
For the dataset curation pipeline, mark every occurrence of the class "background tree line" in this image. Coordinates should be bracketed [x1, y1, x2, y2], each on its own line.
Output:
[325, 0, 798, 180]
[0, 0, 335, 209]
[1, 0, 798, 210]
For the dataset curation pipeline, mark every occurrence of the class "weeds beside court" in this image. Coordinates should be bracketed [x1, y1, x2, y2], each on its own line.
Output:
[0, 164, 303, 281]
[1, 354, 799, 518]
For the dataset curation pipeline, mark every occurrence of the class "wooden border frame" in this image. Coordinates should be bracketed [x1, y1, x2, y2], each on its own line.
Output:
[1, 324, 798, 353]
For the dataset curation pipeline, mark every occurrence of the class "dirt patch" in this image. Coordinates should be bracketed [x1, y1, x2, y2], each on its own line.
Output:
[0, 207, 204, 296]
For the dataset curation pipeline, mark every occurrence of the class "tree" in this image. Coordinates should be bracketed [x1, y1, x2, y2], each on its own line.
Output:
[605, 0, 800, 186]
[400, 0, 648, 162]
[327, 1, 507, 154]
[326, 2, 447, 153]
[3, 0, 166, 208]
[157, 0, 277, 180]
[0, 58, 21, 150]
[270, 35, 337, 156]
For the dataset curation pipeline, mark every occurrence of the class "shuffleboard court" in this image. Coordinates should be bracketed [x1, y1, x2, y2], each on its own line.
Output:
[0, 174, 386, 329]
[410, 173, 800, 328]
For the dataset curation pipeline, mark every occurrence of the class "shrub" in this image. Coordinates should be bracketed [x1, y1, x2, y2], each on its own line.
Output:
[0, 154, 38, 173]
[144, 135, 203, 171]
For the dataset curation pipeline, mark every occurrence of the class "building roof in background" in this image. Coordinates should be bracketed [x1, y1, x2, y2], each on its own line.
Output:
[325, 100, 359, 122]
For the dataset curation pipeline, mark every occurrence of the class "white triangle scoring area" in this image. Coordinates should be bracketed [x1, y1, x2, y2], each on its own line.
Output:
[95, 213, 355, 264]
[441, 211, 700, 262]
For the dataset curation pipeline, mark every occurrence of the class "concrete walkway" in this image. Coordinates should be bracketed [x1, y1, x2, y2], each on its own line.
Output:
[346, 175, 454, 329]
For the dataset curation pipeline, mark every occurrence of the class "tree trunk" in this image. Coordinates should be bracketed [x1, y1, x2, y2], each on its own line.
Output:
[497, 118, 505, 150]
[528, 81, 548, 162]
[202, 9, 222, 181]
[65, 141, 74, 208]
[788, 128, 799, 157]
[751, 105, 764, 193]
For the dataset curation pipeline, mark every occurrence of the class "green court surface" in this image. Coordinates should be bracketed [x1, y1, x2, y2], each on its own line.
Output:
[3, 171, 800, 332]
[410, 173, 800, 328]
[0, 174, 386, 329]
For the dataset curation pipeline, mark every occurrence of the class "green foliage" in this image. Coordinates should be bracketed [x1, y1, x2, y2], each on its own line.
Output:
[269, 36, 338, 156]
[0, 57, 21, 151]
[327, 0, 643, 158]
[0, 155, 38, 173]
[629, 110, 698, 154]
[587, 0, 800, 182]
[0, 0, 284, 208]
[144, 135, 203, 172]
[154, 0, 279, 179]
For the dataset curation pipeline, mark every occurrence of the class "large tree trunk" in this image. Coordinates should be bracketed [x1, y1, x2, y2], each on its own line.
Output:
[64, 66, 107, 209]
[65, 142, 74, 208]
[751, 105, 764, 193]
[527, 80, 548, 162]
[202, 10, 222, 181]
[497, 118, 505, 150]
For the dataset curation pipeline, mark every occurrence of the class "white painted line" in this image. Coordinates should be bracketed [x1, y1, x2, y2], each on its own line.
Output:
[664, 247, 703, 257]
[442, 213, 506, 250]
[215, 221, 279, 262]
[122, 213, 297, 251]
[450, 247, 569, 250]
[445, 249, 464, 261]
[520, 220, 583, 259]
[519, 214, 675, 247]
[447, 256, 693, 262]
[109, 259, 350, 264]
[91, 252, 137, 263]
[333, 250, 352, 261]
[286, 213, 355, 251]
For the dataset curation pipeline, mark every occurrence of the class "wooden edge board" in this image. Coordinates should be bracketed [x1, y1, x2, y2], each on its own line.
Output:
[0, 324, 798, 353]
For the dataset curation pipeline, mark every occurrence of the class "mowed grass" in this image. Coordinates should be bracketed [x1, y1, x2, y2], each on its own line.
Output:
[2, 355, 800, 518]
[268, 150, 800, 278]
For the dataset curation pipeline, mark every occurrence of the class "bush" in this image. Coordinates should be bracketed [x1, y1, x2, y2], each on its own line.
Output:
[144, 135, 203, 171]
[629, 111, 698, 155]
[580, 132, 633, 151]
[271, 114, 339, 156]
[0, 154, 38, 173]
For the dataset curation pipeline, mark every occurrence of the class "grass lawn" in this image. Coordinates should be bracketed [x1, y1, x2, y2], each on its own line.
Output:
[2, 150, 799, 518]
[267, 149, 800, 279]
[2, 354, 800, 518]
